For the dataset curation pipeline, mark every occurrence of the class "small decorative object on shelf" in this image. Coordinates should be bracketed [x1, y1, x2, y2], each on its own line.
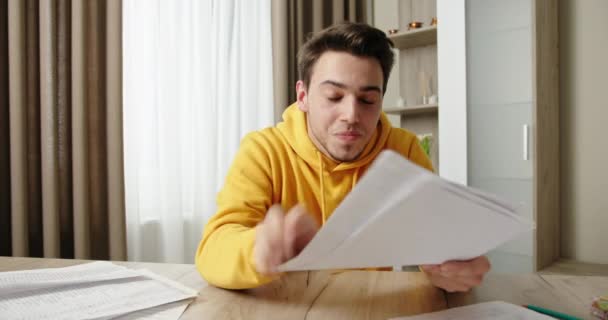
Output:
[430, 17, 438, 26]
[417, 134, 433, 157]
[419, 71, 433, 105]
[396, 97, 405, 108]
[408, 21, 423, 30]
[387, 29, 399, 35]
[591, 295, 608, 319]
[428, 94, 438, 104]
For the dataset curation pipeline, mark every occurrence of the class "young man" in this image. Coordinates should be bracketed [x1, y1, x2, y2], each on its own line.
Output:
[195, 22, 490, 291]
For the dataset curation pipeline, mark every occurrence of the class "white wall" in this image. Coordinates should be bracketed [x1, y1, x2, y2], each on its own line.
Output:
[560, 0, 608, 264]
[437, 0, 468, 185]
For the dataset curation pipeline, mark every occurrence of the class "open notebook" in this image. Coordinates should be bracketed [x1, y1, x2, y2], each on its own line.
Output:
[279, 150, 534, 271]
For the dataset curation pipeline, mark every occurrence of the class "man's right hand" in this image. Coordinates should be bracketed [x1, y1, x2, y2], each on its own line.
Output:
[254, 204, 319, 275]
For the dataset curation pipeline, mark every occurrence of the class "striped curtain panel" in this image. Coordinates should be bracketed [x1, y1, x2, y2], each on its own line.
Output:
[0, 0, 125, 260]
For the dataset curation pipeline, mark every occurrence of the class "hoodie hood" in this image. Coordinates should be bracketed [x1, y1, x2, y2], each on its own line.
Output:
[277, 103, 393, 222]
[277, 103, 393, 172]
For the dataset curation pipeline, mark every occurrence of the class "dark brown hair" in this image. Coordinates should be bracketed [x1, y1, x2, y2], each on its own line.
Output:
[297, 22, 395, 94]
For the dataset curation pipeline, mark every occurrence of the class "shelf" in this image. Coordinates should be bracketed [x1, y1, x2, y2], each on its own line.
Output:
[383, 103, 438, 115]
[388, 26, 437, 49]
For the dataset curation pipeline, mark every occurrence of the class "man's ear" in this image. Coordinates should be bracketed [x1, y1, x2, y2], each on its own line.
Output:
[296, 80, 308, 112]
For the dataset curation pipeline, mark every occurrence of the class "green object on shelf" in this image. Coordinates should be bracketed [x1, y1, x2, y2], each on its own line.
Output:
[419, 135, 431, 156]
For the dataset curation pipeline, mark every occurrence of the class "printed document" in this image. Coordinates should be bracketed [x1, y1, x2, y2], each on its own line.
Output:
[0, 262, 197, 320]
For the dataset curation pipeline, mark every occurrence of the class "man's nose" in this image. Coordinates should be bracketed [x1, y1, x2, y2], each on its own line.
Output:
[340, 97, 359, 124]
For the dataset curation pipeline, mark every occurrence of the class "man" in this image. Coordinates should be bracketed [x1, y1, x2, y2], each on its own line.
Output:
[195, 22, 490, 291]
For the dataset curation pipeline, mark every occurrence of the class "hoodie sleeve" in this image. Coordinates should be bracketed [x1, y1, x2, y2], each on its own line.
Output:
[195, 132, 276, 289]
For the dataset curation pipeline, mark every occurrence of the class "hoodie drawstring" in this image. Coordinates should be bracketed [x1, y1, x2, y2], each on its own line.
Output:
[318, 152, 363, 223]
[317, 152, 326, 224]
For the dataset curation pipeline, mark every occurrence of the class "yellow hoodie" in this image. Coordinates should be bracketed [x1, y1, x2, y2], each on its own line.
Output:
[195, 104, 433, 289]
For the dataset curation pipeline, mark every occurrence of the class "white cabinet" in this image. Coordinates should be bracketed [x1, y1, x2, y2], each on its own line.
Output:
[438, 0, 559, 272]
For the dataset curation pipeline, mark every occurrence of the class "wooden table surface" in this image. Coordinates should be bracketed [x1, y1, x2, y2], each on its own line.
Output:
[1, 257, 607, 319]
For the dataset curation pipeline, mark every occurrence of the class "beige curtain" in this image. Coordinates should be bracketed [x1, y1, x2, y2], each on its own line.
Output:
[271, 0, 368, 121]
[0, 0, 125, 261]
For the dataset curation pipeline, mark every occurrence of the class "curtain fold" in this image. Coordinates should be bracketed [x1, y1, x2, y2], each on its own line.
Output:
[271, 0, 368, 119]
[0, 0, 125, 261]
[0, 0, 11, 256]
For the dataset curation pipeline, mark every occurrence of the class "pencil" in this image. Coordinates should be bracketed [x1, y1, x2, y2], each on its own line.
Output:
[524, 304, 582, 320]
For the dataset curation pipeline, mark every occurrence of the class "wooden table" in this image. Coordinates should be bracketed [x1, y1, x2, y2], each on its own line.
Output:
[1, 257, 607, 320]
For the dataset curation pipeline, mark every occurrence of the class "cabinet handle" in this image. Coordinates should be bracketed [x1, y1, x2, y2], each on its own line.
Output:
[523, 124, 529, 161]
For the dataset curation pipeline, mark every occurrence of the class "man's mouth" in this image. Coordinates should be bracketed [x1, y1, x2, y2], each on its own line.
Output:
[335, 131, 362, 142]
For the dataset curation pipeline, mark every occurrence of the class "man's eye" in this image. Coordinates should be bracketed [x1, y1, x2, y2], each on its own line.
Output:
[328, 97, 341, 102]
[359, 99, 374, 105]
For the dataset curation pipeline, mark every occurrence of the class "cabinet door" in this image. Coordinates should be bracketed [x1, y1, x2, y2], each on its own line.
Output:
[467, 0, 533, 179]
[466, 0, 534, 272]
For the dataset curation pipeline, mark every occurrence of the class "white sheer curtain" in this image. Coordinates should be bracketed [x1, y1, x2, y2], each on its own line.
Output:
[123, 0, 274, 263]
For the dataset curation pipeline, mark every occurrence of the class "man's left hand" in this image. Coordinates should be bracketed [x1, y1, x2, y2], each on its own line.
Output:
[420, 256, 491, 292]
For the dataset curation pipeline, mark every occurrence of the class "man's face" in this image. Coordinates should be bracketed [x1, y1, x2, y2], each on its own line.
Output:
[296, 51, 384, 162]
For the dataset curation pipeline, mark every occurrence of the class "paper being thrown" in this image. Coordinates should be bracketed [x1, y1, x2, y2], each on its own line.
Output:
[279, 150, 534, 272]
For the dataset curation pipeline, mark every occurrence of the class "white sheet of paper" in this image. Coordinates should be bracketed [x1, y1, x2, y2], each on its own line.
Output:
[279, 150, 534, 271]
[0, 261, 143, 295]
[113, 300, 191, 320]
[389, 301, 555, 320]
[0, 263, 197, 320]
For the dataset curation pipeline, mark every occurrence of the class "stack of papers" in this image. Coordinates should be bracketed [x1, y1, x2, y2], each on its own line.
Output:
[279, 150, 534, 271]
[0, 262, 197, 320]
[390, 301, 555, 320]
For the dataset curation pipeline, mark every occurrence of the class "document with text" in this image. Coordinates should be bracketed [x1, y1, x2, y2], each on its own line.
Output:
[0, 262, 197, 320]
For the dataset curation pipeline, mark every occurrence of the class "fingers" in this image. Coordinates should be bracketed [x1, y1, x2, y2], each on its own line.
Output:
[254, 205, 286, 275]
[266, 205, 285, 262]
[284, 205, 319, 259]
[423, 256, 491, 292]
[420, 264, 440, 273]
[439, 256, 491, 277]
[425, 271, 482, 293]
[283, 204, 305, 259]
[254, 224, 272, 275]
[254, 204, 320, 275]
[427, 273, 473, 293]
